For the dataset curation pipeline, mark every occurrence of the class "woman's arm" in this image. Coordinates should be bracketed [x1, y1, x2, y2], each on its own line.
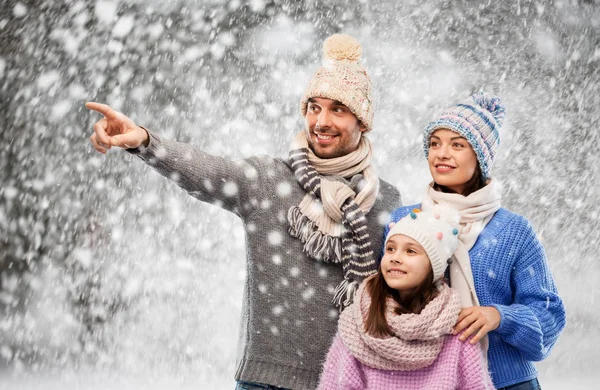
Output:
[490, 217, 567, 361]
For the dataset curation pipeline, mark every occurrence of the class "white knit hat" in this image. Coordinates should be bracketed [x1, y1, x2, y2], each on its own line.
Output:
[300, 34, 374, 131]
[385, 207, 460, 281]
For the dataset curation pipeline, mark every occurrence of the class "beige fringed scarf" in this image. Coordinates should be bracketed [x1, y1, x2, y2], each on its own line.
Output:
[288, 131, 380, 309]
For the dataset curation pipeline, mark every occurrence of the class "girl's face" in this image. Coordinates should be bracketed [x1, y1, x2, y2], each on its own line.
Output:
[427, 129, 478, 194]
[381, 234, 432, 299]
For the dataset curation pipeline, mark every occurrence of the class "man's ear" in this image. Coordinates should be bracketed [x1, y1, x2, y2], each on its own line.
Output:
[359, 122, 368, 133]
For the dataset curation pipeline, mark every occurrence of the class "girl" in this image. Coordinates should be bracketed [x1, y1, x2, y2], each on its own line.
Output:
[386, 93, 566, 389]
[318, 208, 494, 389]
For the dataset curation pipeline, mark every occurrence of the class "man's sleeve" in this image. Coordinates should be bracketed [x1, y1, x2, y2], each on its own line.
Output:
[127, 130, 265, 219]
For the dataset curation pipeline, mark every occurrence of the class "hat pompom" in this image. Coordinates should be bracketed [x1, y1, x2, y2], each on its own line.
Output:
[323, 34, 362, 62]
[471, 92, 506, 128]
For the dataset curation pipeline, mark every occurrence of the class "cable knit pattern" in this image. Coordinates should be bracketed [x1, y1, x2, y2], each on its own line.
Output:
[385, 205, 567, 388]
[339, 280, 461, 371]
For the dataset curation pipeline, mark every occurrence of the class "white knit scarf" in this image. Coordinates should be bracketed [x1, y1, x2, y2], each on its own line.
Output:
[421, 179, 501, 309]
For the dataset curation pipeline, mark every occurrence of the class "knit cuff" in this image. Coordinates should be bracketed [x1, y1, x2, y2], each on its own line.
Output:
[491, 303, 516, 336]
[126, 128, 161, 158]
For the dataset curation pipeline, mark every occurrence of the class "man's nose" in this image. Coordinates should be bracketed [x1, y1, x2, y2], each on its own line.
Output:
[317, 109, 332, 129]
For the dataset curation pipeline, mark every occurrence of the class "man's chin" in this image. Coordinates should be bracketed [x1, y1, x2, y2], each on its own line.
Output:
[309, 143, 340, 159]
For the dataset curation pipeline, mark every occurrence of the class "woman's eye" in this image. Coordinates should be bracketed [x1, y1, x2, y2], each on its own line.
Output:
[453, 142, 465, 148]
[429, 141, 439, 147]
[386, 246, 394, 252]
[406, 248, 416, 254]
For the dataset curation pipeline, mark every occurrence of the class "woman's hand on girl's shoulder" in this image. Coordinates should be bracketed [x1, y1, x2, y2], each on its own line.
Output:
[452, 306, 501, 344]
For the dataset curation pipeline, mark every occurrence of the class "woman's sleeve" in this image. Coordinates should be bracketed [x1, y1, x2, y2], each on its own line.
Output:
[491, 217, 567, 361]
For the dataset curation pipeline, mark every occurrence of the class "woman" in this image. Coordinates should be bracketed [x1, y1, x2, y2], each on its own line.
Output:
[385, 92, 566, 389]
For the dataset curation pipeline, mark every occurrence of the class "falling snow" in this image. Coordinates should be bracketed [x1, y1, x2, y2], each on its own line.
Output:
[0, 0, 598, 389]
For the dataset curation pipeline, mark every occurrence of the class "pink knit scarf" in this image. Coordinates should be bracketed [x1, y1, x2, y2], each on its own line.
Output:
[338, 278, 461, 371]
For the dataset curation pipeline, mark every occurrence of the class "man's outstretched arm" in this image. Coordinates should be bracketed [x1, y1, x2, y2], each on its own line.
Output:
[86, 102, 265, 218]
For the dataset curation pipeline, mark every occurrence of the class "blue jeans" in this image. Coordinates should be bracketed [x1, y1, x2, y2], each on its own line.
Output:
[235, 381, 290, 390]
[499, 378, 541, 390]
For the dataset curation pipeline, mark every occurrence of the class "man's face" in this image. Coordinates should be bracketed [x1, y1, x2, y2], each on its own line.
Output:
[304, 97, 366, 159]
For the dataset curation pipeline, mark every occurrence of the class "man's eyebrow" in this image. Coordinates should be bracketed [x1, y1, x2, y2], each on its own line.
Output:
[330, 100, 347, 107]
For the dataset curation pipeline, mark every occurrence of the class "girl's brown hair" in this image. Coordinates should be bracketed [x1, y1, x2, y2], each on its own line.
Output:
[364, 265, 441, 338]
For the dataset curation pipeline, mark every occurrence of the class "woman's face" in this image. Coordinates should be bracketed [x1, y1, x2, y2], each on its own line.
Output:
[427, 129, 479, 194]
[381, 234, 432, 299]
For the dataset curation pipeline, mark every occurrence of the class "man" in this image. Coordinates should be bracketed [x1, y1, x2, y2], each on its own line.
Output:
[87, 34, 401, 390]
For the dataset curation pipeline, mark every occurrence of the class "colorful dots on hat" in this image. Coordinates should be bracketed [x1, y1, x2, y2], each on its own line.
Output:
[410, 212, 417, 219]
[388, 222, 396, 229]
[452, 228, 459, 236]
[447, 258, 453, 264]
[412, 208, 421, 214]
[436, 232, 444, 240]
[433, 213, 440, 219]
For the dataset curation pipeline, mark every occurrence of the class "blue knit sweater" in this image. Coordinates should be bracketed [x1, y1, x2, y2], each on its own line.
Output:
[385, 205, 566, 389]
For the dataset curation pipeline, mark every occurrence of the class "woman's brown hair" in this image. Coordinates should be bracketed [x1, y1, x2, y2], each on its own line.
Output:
[364, 265, 441, 338]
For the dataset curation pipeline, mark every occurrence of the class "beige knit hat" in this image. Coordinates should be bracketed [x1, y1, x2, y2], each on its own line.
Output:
[385, 207, 460, 281]
[300, 34, 374, 131]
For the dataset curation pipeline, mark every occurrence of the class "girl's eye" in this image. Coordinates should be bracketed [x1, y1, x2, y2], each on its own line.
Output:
[406, 248, 416, 254]
[386, 246, 394, 252]
[453, 142, 465, 148]
[429, 141, 439, 147]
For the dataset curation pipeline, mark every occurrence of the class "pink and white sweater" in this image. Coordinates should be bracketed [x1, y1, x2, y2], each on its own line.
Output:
[318, 278, 493, 390]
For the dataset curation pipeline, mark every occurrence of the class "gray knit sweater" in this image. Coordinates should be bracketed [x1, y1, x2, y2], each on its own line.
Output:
[129, 132, 401, 389]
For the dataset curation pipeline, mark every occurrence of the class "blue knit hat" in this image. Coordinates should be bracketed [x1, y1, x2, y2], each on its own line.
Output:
[423, 92, 506, 179]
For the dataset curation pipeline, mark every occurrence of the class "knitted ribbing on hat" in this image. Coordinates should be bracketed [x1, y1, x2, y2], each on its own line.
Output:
[288, 131, 380, 310]
[423, 92, 506, 179]
[300, 34, 374, 131]
[339, 278, 461, 371]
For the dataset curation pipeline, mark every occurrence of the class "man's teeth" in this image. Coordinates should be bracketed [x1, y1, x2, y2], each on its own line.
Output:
[317, 134, 333, 140]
